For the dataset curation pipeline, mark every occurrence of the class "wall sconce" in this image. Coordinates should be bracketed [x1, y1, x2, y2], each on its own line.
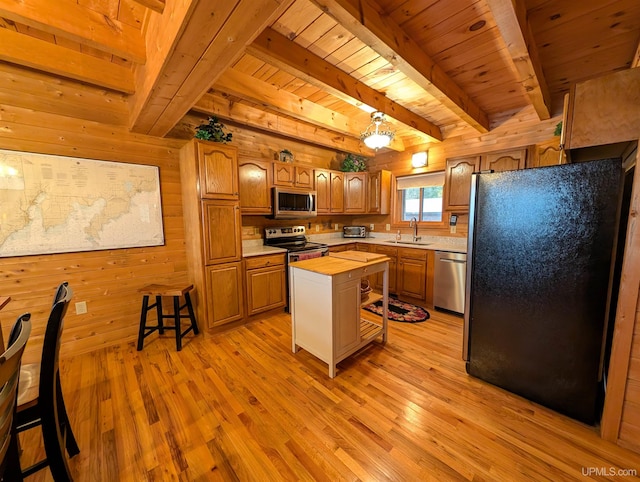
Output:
[411, 151, 428, 168]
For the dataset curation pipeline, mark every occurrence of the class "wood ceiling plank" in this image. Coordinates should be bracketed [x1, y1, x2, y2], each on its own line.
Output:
[310, 0, 490, 132]
[486, 0, 551, 120]
[215, 68, 404, 151]
[307, 24, 355, 59]
[271, 0, 324, 39]
[0, 28, 134, 93]
[0, 0, 145, 63]
[193, 92, 373, 155]
[131, 0, 165, 14]
[248, 28, 442, 142]
[134, 0, 295, 137]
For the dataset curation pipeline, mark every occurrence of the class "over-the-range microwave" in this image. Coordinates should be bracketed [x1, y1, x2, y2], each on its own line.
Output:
[272, 187, 317, 219]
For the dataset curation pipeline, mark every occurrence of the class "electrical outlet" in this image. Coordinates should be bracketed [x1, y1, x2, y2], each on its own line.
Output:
[450, 225, 457, 234]
[315, 224, 320, 232]
[386, 224, 391, 231]
[75, 301, 87, 315]
[369, 224, 374, 231]
[334, 223, 339, 231]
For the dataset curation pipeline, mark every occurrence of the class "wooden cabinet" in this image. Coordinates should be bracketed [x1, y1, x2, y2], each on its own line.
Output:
[529, 138, 566, 168]
[397, 248, 427, 302]
[206, 262, 244, 327]
[273, 162, 314, 189]
[329, 243, 356, 253]
[443, 156, 480, 212]
[372, 245, 397, 294]
[245, 254, 286, 316]
[480, 148, 528, 172]
[180, 139, 244, 330]
[197, 142, 239, 200]
[315, 169, 344, 214]
[202, 200, 242, 264]
[367, 170, 391, 214]
[344, 172, 367, 214]
[239, 160, 272, 214]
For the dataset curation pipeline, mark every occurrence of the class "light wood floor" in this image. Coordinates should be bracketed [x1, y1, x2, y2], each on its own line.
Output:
[20, 309, 640, 481]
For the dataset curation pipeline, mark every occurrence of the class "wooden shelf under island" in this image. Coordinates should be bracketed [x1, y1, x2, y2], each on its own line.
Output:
[288, 251, 389, 378]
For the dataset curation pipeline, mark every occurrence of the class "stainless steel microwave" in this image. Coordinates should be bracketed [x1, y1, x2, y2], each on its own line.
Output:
[273, 187, 317, 219]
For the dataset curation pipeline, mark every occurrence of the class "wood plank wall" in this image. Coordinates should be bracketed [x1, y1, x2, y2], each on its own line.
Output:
[0, 104, 188, 364]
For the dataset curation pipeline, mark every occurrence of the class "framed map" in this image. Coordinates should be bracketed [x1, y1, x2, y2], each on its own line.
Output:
[0, 149, 165, 257]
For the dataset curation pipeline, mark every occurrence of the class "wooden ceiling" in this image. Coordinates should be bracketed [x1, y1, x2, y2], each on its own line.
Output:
[1, 0, 638, 155]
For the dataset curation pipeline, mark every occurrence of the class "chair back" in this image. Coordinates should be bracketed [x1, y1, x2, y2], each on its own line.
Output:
[0, 313, 32, 478]
[40, 282, 75, 481]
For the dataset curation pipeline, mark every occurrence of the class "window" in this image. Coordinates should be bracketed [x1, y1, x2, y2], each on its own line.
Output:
[396, 172, 444, 223]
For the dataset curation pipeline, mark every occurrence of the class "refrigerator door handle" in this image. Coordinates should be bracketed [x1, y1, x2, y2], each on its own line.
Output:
[462, 174, 479, 362]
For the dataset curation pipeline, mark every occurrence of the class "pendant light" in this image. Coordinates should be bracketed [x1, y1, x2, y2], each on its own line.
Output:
[360, 111, 395, 149]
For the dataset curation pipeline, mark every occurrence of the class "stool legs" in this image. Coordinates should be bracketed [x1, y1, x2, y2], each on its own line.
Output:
[174, 295, 182, 351]
[185, 292, 199, 335]
[137, 295, 150, 351]
[137, 291, 199, 351]
[155, 296, 164, 334]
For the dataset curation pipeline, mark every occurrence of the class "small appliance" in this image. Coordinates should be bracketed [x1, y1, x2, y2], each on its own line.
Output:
[343, 226, 367, 238]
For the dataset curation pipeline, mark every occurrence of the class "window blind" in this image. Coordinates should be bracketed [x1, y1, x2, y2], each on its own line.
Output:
[396, 171, 445, 190]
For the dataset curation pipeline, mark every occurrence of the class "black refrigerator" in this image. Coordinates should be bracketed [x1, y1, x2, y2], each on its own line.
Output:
[463, 159, 623, 425]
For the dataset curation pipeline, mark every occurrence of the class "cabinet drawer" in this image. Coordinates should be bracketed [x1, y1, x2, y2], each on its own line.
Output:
[245, 254, 285, 270]
[333, 267, 373, 285]
[398, 247, 427, 260]
[374, 245, 398, 257]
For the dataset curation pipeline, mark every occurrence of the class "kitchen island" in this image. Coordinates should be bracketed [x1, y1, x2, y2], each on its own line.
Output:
[289, 251, 389, 378]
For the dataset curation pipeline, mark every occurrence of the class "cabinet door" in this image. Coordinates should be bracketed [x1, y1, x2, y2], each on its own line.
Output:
[273, 162, 295, 186]
[367, 170, 391, 214]
[529, 139, 566, 168]
[443, 156, 480, 211]
[480, 148, 527, 172]
[315, 170, 331, 214]
[197, 142, 239, 200]
[330, 171, 345, 213]
[295, 166, 313, 189]
[202, 200, 242, 264]
[246, 265, 286, 315]
[205, 261, 244, 328]
[334, 277, 360, 357]
[344, 172, 367, 214]
[239, 160, 272, 214]
[398, 249, 427, 301]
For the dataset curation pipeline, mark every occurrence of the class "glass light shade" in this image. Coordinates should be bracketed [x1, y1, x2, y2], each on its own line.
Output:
[360, 111, 395, 149]
[411, 151, 428, 168]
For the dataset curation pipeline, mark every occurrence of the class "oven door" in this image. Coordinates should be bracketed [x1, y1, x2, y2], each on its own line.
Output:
[273, 188, 317, 219]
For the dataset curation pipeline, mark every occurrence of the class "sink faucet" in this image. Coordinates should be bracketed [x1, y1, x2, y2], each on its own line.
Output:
[410, 217, 421, 242]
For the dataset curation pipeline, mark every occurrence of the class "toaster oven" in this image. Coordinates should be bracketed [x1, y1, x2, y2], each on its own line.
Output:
[343, 226, 367, 238]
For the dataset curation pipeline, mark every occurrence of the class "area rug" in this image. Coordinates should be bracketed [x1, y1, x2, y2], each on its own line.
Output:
[363, 296, 430, 323]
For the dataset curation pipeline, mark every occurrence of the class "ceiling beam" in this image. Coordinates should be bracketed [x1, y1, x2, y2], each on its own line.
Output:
[131, 0, 165, 14]
[0, 0, 145, 63]
[193, 92, 373, 155]
[248, 28, 442, 143]
[486, 0, 551, 120]
[308, 0, 490, 133]
[130, 0, 295, 137]
[0, 28, 134, 93]
[632, 40, 640, 68]
[215, 69, 405, 151]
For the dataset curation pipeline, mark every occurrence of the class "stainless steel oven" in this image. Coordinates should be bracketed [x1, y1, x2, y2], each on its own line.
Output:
[273, 188, 317, 219]
[264, 226, 328, 311]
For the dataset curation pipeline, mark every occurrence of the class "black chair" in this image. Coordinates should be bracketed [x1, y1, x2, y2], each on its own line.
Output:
[0, 313, 32, 482]
[15, 282, 79, 481]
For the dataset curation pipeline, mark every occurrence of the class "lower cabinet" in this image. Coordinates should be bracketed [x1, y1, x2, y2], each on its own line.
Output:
[245, 254, 286, 315]
[205, 262, 245, 328]
[372, 245, 397, 293]
[329, 243, 357, 253]
[334, 276, 361, 357]
[397, 248, 427, 302]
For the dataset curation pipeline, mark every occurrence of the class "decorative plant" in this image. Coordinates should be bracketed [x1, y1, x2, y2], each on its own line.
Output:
[279, 149, 294, 162]
[554, 121, 563, 136]
[194, 116, 233, 143]
[340, 153, 368, 172]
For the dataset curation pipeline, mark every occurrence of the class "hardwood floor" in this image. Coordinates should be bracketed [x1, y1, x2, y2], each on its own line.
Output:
[20, 309, 640, 481]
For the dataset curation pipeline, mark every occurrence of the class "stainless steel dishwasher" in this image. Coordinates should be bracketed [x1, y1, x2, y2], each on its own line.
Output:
[434, 251, 467, 315]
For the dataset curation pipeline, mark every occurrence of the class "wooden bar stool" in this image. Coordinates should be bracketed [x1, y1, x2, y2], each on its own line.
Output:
[137, 284, 199, 351]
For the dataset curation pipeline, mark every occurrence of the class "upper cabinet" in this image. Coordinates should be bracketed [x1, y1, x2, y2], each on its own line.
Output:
[443, 156, 480, 212]
[367, 170, 391, 215]
[344, 172, 367, 214]
[197, 142, 239, 200]
[480, 148, 528, 172]
[239, 159, 272, 214]
[273, 162, 314, 189]
[330, 171, 345, 213]
[315, 169, 344, 214]
[529, 139, 566, 168]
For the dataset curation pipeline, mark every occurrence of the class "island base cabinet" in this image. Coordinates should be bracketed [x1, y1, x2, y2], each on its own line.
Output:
[205, 262, 244, 328]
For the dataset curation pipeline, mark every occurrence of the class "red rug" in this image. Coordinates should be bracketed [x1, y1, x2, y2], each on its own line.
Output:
[363, 296, 430, 323]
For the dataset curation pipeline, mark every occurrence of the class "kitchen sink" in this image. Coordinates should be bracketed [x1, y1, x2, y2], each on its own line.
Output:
[383, 240, 432, 246]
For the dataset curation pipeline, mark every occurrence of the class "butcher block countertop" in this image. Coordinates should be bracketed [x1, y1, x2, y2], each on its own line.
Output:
[289, 251, 389, 276]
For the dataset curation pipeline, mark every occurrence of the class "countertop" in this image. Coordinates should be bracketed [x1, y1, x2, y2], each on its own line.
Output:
[242, 233, 467, 257]
[289, 252, 390, 275]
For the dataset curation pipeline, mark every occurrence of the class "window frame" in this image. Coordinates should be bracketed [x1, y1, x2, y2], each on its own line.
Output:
[393, 171, 446, 228]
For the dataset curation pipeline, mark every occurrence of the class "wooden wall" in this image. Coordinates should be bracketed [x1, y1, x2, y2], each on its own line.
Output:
[0, 104, 188, 364]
